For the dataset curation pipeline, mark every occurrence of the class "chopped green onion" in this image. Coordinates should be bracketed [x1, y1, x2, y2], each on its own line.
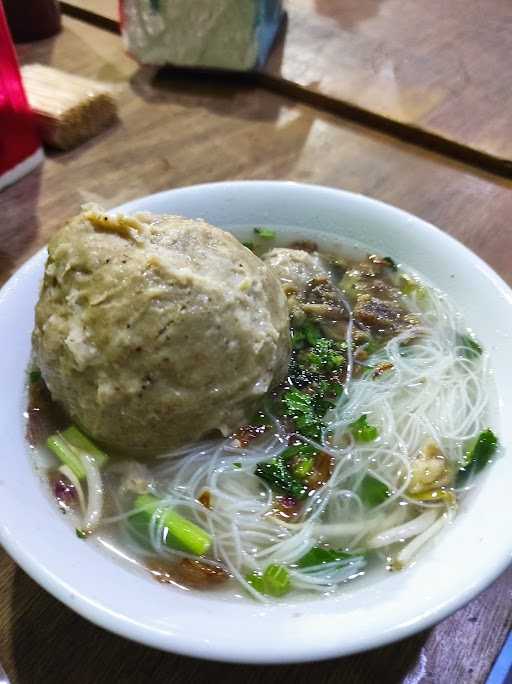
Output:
[359, 474, 389, 507]
[47, 434, 86, 480]
[293, 456, 314, 479]
[75, 528, 87, 539]
[242, 241, 255, 251]
[263, 564, 290, 596]
[457, 333, 483, 360]
[61, 426, 109, 469]
[245, 570, 265, 593]
[246, 563, 291, 597]
[233, 462, 242, 469]
[349, 415, 379, 442]
[47, 426, 109, 481]
[297, 547, 353, 569]
[457, 429, 498, 486]
[254, 227, 276, 239]
[131, 494, 211, 556]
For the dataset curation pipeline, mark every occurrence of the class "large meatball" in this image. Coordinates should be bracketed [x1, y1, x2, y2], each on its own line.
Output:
[33, 207, 290, 454]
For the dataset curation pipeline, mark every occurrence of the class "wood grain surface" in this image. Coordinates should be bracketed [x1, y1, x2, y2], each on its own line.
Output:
[3, 14, 512, 684]
[60, 0, 512, 172]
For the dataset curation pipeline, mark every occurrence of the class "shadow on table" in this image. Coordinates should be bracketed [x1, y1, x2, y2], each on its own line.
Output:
[129, 65, 282, 124]
[10, 566, 427, 684]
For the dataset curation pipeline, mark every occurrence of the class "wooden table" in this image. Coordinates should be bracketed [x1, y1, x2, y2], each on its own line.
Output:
[2, 13, 512, 684]
[61, 0, 512, 174]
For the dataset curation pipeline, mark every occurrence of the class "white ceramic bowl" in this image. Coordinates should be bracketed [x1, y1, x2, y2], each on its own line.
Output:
[1, 181, 511, 664]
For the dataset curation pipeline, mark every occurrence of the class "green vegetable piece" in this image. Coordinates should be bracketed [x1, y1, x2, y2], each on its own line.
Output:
[359, 474, 389, 507]
[75, 528, 87, 539]
[291, 320, 322, 349]
[281, 444, 316, 460]
[349, 415, 379, 442]
[293, 456, 314, 479]
[47, 434, 86, 481]
[246, 564, 291, 597]
[242, 241, 255, 251]
[47, 426, 108, 481]
[29, 369, 42, 383]
[254, 227, 276, 239]
[263, 564, 290, 597]
[457, 333, 483, 360]
[305, 338, 345, 372]
[246, 571, 266, 593]
[255, 457, 309, 500]
[233, 462, 242, 469]
[303, 320, 322, 346]
[464, 428, 497, 470]
[62, 426, 109, 469]
[457, 429, 498, 486]
[297, 547, 353, 569]
[282, 388, 323, 440]
[132, 494, 212, 556]
[282, 388, 312, 414]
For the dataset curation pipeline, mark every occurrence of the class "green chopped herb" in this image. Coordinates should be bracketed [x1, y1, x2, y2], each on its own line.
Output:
[457, 333, 483, 360]
[297, 547, 353, 569]
[281, 444, 316, 460]
[246, 563, 291, 597]
[282, 388, 313, 414]
[349, 415, 379, 442]
[29, 369, 42, 384]
[254, 227, 276, 239]
[304, 337, 345, 372]
[457, 428, 498, 486]
[76, 528, 87, 539]
[291, 320, 322, 349]
[255, 456, 309, 500]
[359, 474, 390, 507]
[233, 462, 242, 469]
[281, 388, 322, 440]
[242, 241, 255, 251]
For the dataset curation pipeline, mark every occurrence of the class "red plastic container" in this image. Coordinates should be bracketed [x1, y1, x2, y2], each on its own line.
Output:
[0, 1, 43, 191]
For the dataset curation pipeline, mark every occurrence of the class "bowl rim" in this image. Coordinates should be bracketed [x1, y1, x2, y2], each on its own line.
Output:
[1, 180, 511, 664]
